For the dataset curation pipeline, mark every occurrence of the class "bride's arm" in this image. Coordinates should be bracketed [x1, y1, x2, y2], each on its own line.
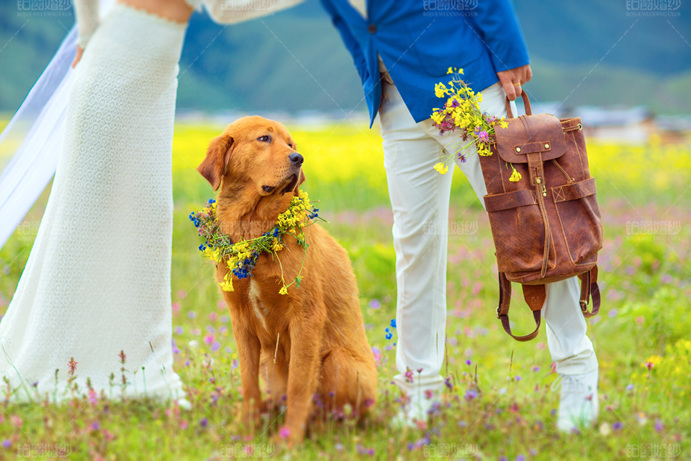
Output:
[203, 0, 304, 24]
[73, 0, 100, 49]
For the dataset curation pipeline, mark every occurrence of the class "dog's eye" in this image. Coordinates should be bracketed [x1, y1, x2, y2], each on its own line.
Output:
[257, 135, 272, 143]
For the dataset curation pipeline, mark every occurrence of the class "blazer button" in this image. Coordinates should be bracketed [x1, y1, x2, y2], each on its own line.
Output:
[368, 24, 377, 34]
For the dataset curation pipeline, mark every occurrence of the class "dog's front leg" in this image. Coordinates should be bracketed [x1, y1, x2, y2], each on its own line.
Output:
[282, 309, 325, 446]
[229, 310, 263, 430]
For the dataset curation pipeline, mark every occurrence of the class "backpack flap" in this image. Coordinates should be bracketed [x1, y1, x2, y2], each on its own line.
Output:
[494, 113, 566, 164]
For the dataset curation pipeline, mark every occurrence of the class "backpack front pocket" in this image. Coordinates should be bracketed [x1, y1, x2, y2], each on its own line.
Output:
[485, 189, 555, 274]
[552, 178, 603, 267]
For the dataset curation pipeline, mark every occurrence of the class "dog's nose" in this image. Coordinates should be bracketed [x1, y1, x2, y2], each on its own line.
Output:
[289, 152, 304, 167]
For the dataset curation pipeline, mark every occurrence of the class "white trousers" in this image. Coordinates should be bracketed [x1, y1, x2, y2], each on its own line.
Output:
[378, 81, 598, 395]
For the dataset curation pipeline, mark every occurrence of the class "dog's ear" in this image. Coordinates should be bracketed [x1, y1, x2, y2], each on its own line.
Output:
[197, 134, 234, 191]
[295, 168, 306, 193]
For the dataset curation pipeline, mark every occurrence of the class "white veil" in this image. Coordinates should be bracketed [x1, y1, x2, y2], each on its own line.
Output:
[0, 0, 114, 251]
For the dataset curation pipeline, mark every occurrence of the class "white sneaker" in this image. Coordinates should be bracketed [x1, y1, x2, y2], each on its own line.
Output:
[390, 384, 440, 429]
[553, 368, 599, 433]
[175, 397, 192, 410]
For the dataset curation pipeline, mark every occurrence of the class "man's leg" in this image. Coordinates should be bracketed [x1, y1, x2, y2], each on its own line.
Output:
[379, 82, 452, 420]
[543, 277, 599, 432]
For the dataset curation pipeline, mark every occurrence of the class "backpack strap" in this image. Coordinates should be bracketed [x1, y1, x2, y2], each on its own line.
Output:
[497, 268, 601, 341]
[496, 273, 543, 342]
[578, 266, 601, 318]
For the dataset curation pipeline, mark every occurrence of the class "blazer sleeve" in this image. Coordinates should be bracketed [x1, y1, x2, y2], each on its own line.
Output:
[203, 0, 303, 24]
[319, 0, 369, 84]
[468, 0, 530, 72]
[73, 0, 99, 49]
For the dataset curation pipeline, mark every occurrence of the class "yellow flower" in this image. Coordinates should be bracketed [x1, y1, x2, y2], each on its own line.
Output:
[434, 82, 448, 99]
[509, 167, 522, 182]
[431, 111, 446, 125]
[447, 66, 454, 75]
[434, 162, 449, 175]
[272, 239, 284, 252]
[220, 273, 234, 292]
[279, 286, 288, 295]
[499, 120, 509, 129]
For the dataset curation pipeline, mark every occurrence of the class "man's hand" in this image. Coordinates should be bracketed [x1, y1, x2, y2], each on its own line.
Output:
[72, 46, 84, 69]
[497, 64, 532, 101]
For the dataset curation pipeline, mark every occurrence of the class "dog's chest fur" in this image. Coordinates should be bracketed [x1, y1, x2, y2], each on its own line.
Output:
[248, 279, 271, 332]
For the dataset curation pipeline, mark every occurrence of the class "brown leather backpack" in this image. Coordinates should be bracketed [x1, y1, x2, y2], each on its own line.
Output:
[480, 93, 603, 341]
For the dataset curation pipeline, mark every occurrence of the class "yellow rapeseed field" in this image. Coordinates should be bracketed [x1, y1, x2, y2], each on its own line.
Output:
[172, 123, 691, 199]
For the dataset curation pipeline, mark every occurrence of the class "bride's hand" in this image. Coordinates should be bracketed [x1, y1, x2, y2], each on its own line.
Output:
[72, 46, 84, 68]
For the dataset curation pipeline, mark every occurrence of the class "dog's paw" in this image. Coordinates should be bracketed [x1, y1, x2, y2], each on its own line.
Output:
[239, 405, 264, 431]
[270, 425, 304, 449]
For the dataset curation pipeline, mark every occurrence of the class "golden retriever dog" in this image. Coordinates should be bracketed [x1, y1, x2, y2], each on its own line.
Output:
[197, 116, 377, 446]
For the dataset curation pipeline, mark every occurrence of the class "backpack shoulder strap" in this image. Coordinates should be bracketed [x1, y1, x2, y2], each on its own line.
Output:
[578, 266, 601, 317]
[497, 273, 544, 342]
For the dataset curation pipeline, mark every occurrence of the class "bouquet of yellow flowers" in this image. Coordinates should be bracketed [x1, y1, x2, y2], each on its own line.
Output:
[431, 67, 521, 182]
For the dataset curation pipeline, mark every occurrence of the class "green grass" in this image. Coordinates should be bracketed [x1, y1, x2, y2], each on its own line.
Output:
[0, 125, 689, 460]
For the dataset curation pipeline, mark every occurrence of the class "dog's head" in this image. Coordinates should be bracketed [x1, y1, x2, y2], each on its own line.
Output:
[197, 116, 305, 197]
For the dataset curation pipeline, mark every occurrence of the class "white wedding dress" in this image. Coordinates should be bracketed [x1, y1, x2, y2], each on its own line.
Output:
[0, 0, 304, 403]
[0, 2, 189, 402]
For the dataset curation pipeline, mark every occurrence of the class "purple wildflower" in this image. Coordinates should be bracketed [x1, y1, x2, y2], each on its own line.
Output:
[476, 130, 489, 143]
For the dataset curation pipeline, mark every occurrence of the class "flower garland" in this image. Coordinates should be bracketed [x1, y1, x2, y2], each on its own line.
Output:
[430, 67, 521, 182]
[189, 191, 322, 295]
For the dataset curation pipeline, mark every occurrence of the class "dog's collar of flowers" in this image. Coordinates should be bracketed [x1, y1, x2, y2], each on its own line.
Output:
[189, 190, 321, 295]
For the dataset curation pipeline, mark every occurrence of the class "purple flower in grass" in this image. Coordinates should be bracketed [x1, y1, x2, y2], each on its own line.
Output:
[613, 421, 623, 431]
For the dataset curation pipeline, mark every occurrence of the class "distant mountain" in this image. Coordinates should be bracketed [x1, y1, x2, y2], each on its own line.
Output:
[1, 0, 690, 116]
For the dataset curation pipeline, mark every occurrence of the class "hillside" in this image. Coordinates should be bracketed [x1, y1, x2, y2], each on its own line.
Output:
[1, 0, 690, 116]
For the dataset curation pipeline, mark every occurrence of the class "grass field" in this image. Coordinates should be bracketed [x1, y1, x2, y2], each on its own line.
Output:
[0, 123, 689, 460]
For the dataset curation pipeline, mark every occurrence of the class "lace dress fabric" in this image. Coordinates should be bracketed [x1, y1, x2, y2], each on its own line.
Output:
[0, 3, 187, 402]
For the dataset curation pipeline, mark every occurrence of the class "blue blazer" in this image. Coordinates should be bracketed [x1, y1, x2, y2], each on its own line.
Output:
[320, 0, 530, 127]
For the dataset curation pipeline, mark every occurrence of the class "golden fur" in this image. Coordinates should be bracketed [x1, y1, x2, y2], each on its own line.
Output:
[197, 116, 377, 445]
